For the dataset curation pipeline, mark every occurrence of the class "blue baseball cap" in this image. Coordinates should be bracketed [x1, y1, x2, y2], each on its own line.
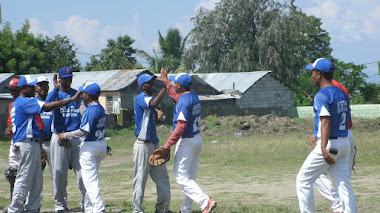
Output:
[169, 73, 192, 88]
[306, 58, 335, 73]
[18, 75, 37, 87]
[58, 67, 73, 78]
[138, 74, 157, 89]
[79, 82, 101, 96]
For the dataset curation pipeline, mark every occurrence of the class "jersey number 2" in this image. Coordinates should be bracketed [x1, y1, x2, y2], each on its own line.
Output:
[339, 112, 346, 130]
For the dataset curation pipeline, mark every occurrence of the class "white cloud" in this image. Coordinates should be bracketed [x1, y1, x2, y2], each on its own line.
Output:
[29, 18, 50, 37]
[302, 0, 380, 42]
[195, 0, 220, 12]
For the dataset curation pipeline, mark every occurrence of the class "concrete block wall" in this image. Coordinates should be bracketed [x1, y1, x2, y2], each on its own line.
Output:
[291, 104, 380, 119]
[237, 74, 294, 116]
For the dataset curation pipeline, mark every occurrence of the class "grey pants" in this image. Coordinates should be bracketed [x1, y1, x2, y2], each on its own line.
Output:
[50, 132, 86, 211]
[8, 140, 43, 213]
[42, 140, 52, 176]
[133, 140, 171, 213]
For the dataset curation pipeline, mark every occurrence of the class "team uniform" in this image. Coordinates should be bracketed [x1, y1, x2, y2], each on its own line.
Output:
[164, 77, 210, 213]
[314, 80, 356, 212]
[8, 97, 44, 213]
[46, 87, 86, 212]
[78, 102, 107, 213]
[133, 92, 171, 213]
[296, 86, 357, 212]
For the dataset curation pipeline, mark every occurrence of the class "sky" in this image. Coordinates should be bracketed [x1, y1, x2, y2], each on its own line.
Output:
[1, 0, 380, 83]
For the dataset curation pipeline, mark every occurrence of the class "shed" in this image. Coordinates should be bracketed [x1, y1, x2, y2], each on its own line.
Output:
[197, 71, 294, 117]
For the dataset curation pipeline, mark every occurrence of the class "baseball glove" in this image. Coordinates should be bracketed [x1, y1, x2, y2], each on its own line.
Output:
[149, 148, 170, 166]
[58, 138, 71, 148]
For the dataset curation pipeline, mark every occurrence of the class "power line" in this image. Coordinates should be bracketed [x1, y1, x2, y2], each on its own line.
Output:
[77, 51, 96, 56]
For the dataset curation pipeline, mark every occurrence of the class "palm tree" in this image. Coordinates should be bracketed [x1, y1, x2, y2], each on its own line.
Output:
[138, 28, 188, 73]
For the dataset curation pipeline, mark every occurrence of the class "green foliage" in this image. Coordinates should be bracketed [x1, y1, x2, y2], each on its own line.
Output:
[138, 28, 187, 73]
[0, 20, 81, 74]
[85, 35, 137, 71]
[185, 0, 331, 84]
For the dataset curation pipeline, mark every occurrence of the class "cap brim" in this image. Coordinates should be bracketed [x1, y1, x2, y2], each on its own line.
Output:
[27, 81, 37, 86]
[306, 64, 315, 70]
[169, 76, 176, 82]
[79, 86, 85, 92]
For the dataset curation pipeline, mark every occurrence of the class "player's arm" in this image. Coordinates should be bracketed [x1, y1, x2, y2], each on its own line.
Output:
[320, 116, 335, 165]
[163, 120, 187, 149]
[59, 129, 88, 140]
[45, 74, 60, 103]
[157, 68, 180, 102]
[42, 90, 81, 111]
[149, 87, 166, 108]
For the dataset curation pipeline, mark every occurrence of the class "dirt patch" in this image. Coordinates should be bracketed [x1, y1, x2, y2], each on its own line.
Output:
[197, 114, 378, 138]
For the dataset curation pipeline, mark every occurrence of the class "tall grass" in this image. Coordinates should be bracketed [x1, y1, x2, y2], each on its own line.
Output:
[0, 128, 379, 212]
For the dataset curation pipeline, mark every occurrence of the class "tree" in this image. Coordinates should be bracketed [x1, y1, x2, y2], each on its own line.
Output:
[41, 35, 81, 72]
[184, 0, 331, 85]
[138, 28, 188, 73]
[0, 20, 81, 74]
[85, 35, 138, 71]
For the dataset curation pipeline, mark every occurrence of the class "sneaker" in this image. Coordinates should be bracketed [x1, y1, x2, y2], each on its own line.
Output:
[201, 197, 217, 213]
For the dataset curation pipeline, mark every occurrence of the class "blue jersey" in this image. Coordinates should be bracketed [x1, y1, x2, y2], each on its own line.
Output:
[313, 86, 350, 138]
[11, 97, 44, 143]
[134, 93, 159, 143]
[46, 88, 82, 132]
[36, 96, 53, 139]
[80, 103, 106, 141]
[173, 92, 201, 138]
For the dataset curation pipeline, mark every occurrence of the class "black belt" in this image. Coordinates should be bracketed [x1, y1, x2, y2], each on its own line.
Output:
[329, 137, 338, 139]
[28, 138, 40, 143]
[43, 138, 51, 142]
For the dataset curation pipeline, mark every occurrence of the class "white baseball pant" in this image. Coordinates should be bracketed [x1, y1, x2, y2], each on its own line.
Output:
[174, 134, 209, 213]
[79, 140, 107, 213]
[8, 139, 43, 213]
[296, 137, 357, 213]
[50, 132, 86, 211]
[133, 140, 171, 213]
[314, 130, 355, 212]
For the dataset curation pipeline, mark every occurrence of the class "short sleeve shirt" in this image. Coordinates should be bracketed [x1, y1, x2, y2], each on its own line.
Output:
[173, 92, 201, 138]
[134, 93, 159, 143]
[313, 86, 350, 138]
[11, 97, 44, 143]
[36, 96, 53, 139]
[80, 103, 106, 141]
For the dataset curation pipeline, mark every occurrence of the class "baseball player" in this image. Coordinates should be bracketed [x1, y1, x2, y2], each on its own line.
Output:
[310, 79, 356, 212]
[157, 69, 217, 213]
[8, 75, 81, 213]
[45, 67, 86, 212]
[35, 76, 54, 174]
[133, 74, 171, 213]
[59, 82, 107, 213]
[296, 58, 357, 212]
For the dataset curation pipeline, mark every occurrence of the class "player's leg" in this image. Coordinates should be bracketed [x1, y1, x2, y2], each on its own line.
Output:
[150, 144, 171, 213]
[314, 173, 343, 212]
[8, 141, 39, 212]
[296, 141, 329, 213]
[51, 132, 70, 212]
[174, 135, 209, 212]
[42, 140, 53, 177]
[24, 141, 43, 212]
[132, 140, 151, 213]
[70, 138, 86, 210]
[329, 139, 357, 213]
[80, 141, 107, 213]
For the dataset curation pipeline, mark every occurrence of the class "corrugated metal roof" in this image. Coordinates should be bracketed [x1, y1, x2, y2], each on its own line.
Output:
[0, 73, 15, 83]
[28, 69, 149, 92]
[196, 71, 271, 93]
[198, 94, 237, 101]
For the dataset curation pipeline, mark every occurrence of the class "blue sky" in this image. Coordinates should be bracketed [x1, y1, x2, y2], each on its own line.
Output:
[1, 0, 380, 83]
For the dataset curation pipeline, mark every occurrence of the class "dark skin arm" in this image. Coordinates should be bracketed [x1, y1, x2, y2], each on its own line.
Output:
[149, 87, 166, 108]
[42, 90, 81, 111]
[320, 116, 335, 165]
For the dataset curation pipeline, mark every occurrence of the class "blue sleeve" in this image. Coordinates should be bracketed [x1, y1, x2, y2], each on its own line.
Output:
[80, 108, 93, 133]
[136, 94, 151, 110]
[314, 92, 330, 117]
[24, 99, 44, 115]
[45, 88, 59, 102]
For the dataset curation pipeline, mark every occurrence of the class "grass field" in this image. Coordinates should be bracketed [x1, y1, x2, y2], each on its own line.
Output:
[0, 124, 379, 212]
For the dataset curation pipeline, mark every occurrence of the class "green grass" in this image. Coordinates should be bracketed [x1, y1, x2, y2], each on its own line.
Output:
[0, 127, 379, 212]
